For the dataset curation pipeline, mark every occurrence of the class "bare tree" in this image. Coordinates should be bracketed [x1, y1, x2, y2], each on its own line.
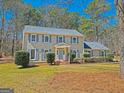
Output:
[115, 0, 124, 77]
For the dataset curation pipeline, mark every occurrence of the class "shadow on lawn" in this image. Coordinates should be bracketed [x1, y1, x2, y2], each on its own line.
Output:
[18, 65, 39, 69]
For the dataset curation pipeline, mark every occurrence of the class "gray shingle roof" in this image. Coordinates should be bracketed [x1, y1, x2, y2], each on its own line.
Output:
[23, 25, 83, 37]
[84, 41, 109, 50]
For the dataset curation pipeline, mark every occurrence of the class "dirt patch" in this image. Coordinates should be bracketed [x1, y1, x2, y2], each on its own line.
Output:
[48, 72, 124, 93]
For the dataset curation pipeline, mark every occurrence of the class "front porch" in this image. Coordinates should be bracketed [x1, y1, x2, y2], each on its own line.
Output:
[54, 43, 70, 63]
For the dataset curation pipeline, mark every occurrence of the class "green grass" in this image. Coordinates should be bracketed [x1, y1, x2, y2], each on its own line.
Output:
[0, 63, 119, 93]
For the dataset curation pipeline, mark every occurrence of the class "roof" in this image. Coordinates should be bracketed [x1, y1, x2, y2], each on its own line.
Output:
[54, 43, 70, 48]
[23, 25, 83, 37]
[84, 41, 109, 50]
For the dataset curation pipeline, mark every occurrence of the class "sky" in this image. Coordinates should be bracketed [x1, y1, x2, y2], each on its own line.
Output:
[5, 0, 117, 27]
[23, 0, 116, 17]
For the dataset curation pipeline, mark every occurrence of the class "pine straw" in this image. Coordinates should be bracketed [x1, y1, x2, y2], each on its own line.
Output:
[48, 72, 124, 93]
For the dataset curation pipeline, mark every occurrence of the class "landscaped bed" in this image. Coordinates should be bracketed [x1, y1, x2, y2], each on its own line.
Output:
[0, 63, 123, 93]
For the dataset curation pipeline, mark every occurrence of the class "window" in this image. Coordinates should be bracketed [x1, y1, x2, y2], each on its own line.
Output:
[31, 49, 36, 59]
[44, 49, 49, 60]
[58, 36, 63, 43]
[44, 35, 49, 42]
[72, 37, 77, 43]
[100, 51, 104, 56]
[31, 35, 36, 42]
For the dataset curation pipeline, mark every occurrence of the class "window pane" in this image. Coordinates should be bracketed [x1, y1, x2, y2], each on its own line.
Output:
[44, 50, 48, 59]
[72, 37, 77, 43]
[59, 37, 63, 43]
[31, 49, 35, 59]
[45, 36, 49, 42]
[32, 35, 36, 41]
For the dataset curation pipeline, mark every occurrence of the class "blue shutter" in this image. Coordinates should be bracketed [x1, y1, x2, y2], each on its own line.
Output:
[71, 37, 72, 43]
[37, 35, 39, 42]
[28, 49, 31, 60]
[42, 35, 44, 42]
[56, 36, 58, 43]
[28, 34, 31, 43]
[63, 36, 65, 43]
[36, 49, 39, 61]
[41, 49, 44, 61]
[50, 35, 51, 42]
[77, 37, 79, 43]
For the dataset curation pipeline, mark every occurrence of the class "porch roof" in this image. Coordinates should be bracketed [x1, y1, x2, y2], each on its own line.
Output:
[54, 43, 70, 48]
[84, 41, 109, 50]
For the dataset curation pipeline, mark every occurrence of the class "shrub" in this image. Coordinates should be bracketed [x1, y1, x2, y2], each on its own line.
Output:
[85, 57, 106, 63]
[106, 54, 114, 62]
[72, 58, 84, 64]
[70, 53, 76, 62]
[46, 52, 55, 65]
[84, 53, 90, 58]
[15, 51, 30, 68]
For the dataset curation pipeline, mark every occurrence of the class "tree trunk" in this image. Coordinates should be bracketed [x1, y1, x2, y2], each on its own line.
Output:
[0, 5, 5, 55]
[115, 0, 124, 77]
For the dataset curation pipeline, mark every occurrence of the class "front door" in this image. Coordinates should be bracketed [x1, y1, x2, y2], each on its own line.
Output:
[58, 49, 64, 60]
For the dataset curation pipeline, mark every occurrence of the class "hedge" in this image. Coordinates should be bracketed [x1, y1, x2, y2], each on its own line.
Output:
[46, 52, 55, 65]
[70, 53, 76, 62]
[15, 51, 30, 68]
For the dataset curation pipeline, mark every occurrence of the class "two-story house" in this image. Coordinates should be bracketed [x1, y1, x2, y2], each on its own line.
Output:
[22, 25, 84, 62]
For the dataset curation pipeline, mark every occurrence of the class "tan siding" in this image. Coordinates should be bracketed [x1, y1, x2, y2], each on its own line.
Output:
[23, 33, 84, 61]
[23, 33, 28, 50]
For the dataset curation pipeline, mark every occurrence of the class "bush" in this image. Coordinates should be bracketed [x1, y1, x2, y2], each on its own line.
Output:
[46, 52, 55, 65]
[15, 51, 30, 68]
[72, 58, 84, 64]
[70, 53, 76, 62]
[85, 57, 106, 63]
[106, 54, 114, 62]
[84, 53, 90, 58]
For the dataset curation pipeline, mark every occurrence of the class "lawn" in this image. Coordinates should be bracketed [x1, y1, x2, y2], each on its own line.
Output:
[0, 63, 123, 93]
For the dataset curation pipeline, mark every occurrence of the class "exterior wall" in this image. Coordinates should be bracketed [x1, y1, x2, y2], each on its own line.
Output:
[92, 50, 100, 57]
[22, 33, 84, 62]
[84, 49, 106, 58]
[70, 37, 84, 58]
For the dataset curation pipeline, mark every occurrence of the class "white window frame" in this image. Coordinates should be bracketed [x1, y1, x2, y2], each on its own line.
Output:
[72, 37, 77, 44]
[31, 34, 37, 42]
[30, 49, 37, 60]
[44, 35, 49, 43]
[58, 36, 63, 43]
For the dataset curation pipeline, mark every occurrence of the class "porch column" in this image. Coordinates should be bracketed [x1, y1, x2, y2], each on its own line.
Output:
[55, 47, 57, 61]
[68, 47, 70, 62]
[64, 47, 67, 61]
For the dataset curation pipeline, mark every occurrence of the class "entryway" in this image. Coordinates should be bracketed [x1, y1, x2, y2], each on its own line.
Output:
[54, 43, 70, 62]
